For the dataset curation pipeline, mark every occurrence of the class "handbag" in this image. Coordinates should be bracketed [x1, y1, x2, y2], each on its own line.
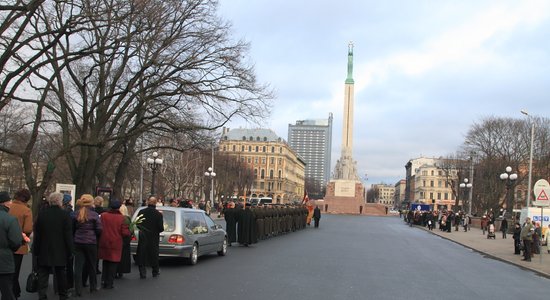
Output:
[26, 271, 38, 293]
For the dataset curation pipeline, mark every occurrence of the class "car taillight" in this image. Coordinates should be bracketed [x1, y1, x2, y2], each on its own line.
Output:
[131, 235, 137, 241]
[168, 235, 185, 244]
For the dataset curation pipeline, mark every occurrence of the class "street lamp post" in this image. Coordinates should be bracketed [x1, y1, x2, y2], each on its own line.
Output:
[459, 178, 472, 213]
[500, 166, 518, 216]
[146, 152, 163, 196]
[521, 109, 535, 207]
[203, 144, 216, 207]
[204, 167, 216, 207]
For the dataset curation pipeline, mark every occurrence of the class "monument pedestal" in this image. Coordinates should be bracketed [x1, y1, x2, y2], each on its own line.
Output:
[321, 180, 365, 214]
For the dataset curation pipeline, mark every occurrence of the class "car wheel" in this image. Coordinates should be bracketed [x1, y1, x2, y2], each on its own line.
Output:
[187, 243, 198, 265]
[217, 237, 227, 256]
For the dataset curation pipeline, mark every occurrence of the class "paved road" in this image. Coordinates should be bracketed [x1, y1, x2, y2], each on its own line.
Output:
[17, 215, 550, 300]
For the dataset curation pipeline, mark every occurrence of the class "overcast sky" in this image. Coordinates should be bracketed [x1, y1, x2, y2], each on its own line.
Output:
[217, 0, 550, 187]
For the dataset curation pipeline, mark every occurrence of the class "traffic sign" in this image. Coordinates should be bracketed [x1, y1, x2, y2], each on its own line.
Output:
[533, 179, 550, 207]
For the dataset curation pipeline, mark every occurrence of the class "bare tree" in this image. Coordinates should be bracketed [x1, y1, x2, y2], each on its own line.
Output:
[1, 0, 273, 214]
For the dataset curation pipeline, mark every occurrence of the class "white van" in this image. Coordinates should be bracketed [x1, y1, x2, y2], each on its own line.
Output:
[250, 197, 273, 206]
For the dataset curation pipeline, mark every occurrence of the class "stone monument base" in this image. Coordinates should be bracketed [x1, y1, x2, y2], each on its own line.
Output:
[320, 180, 365, 214]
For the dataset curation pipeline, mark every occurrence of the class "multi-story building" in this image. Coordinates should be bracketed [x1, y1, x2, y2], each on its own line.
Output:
[371, 183, 395, 206]
[393, 179, 406, 208]
[287, 113, 333, 199]
[405, 157, 460, 211]
[219, 128, 306, 204]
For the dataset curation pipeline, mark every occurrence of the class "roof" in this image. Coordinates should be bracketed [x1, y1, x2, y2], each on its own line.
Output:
[222, 128, 286, 143]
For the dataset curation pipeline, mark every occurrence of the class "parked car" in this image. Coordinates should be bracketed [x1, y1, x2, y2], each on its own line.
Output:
[130, 206, 227, 265]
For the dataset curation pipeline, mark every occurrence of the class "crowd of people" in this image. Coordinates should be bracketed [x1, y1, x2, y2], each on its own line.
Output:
[401, 207, 550, 263]
[222, 202, 317, 247]
[0, 189, 163, 300]
[1, 189, 322, 300]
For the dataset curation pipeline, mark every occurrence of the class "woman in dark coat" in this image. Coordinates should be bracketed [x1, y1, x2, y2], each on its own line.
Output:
[98, 200, 130, 289]
[512, 222, 522, 255]
[135, 196, 164, 279]
[116, 215, 132, 278]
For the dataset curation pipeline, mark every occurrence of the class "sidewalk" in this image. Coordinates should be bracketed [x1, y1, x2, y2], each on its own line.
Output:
[420, 225, 550, 278]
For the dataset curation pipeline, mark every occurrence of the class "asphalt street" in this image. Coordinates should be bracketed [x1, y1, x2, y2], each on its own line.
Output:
[16, 215, 550, 300]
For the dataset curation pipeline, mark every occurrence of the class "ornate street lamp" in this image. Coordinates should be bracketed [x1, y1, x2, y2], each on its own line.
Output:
[204, 167, 216, 207]
[459, 178, 472, 213]
[146, 152, 163, 196]
[500, 166, 518, 216]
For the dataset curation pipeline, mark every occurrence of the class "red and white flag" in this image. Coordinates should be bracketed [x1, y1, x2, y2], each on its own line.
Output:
[301, 190, 309, 205]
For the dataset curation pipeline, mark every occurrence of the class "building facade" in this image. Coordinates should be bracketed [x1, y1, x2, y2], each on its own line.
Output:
[394, 179, 406, 208]
[288, 113, 333, 199]
[219, 128, 306, 204]
[371, 183, 396, 206]
[405, 157, 460, 211]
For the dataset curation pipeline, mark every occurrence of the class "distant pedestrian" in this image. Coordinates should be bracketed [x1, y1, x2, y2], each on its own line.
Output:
[500, 218, 508, 239]
[520, 217, 534, 262]
[512, 222, 521, 255]
[33, 192, 74, 300]
[546, 224, 550, 254]
[313, 206, 321, 228]
[136, 196, 164, 279]
[0, 191, 22, 300]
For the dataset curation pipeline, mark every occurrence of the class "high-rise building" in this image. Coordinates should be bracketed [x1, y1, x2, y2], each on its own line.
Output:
[288, 113, 333, 199]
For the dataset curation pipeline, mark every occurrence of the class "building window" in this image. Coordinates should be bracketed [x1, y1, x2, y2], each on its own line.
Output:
[254, 169, 258, 178]
[279, 147, 282, 153]
[255, 146, 259, 152]
[263, 146, 266, 152]
[430, 181, 434, 187]
[256, 137, 260, 141]
[232, 145, 236, 152]
[429, 192, 434, 199]
[438, 180, 442, 187]
[241, 145, 244, 151]
[248, 146, 252, 152]
[270, 157, 274, 164]
[437, 193, 441, 200]
[262, 157, 266, 164]
[263, 137, 267, 141]
[249, 136, 253, 141]
[423, 180, 426, 187]
[223, 145, 226, 151]
[255, 158, 258, 164]
[278, 170, 282, 178]
[431, 170, 434, 176]
[242, 136, 246, 140]
[271, 146, 275, 153]
[261, 169, 265, 179]
[269, 169, 274, 179]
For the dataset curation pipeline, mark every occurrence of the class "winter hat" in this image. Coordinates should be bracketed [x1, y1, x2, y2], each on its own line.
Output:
[109, 200, 121, 209]
[63, 194, 72, 205]
[0, 191, 11, 203]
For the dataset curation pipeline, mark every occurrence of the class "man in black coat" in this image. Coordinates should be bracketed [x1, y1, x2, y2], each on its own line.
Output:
[223, 202, 237, 246]
[237, 205, 257, 246]
[135, 196, 164, 279]
[33, 192, 74, 300]
[313, 206, 321, 228]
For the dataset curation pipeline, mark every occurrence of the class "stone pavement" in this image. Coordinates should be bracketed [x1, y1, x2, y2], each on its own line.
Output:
[419, 224, 550, 278]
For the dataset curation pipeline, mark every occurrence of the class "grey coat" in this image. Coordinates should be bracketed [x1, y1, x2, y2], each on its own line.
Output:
[0, 205, 22, 274]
